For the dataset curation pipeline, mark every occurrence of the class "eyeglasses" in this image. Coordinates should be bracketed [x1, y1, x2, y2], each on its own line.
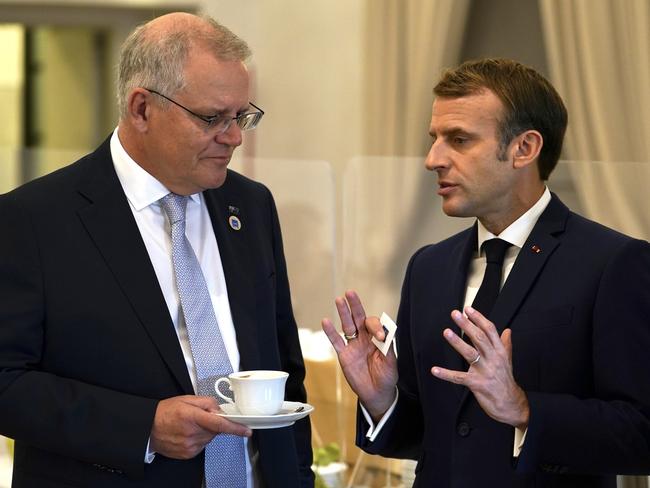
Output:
[145, 88, 264, 133]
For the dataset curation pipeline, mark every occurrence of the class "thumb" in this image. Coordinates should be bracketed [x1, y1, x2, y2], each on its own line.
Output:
[501, 328, 513, 361]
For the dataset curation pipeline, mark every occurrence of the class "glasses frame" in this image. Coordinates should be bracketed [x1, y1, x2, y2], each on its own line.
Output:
[145, 88, 264, 133]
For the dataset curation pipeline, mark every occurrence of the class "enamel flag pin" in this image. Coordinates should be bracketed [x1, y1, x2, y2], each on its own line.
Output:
[228, 206, 242, 231]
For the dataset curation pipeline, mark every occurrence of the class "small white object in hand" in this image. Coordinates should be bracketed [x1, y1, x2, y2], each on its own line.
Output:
[371, 312, 398, 356]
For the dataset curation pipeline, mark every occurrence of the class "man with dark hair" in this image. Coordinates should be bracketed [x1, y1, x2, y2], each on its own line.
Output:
[0, 12, 313, 488]
[323, 58, 650, 487]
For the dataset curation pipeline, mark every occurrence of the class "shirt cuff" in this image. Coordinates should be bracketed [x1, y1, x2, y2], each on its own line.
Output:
[513, 426, 527, 457]
[145, 438, 156, 463]
[360, 388, 399, 442]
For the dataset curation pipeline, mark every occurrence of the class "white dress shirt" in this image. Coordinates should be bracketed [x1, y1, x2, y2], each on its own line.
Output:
[110, 129, 258, 487]
[363, 187, 552, 457]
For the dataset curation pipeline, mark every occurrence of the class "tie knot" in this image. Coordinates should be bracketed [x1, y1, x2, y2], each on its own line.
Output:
[160, 193, 188, 225]
[481, 238, 512, 265]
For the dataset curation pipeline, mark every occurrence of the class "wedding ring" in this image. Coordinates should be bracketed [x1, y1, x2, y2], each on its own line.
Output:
[470, 354, 481, 365]
[344, 329, 359, 341]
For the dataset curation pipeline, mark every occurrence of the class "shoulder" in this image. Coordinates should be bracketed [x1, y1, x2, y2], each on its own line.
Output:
[221, 169, 271, 197]
[1, 154, 95, 212]
[1, 140, 109, 210]
[564, 210, 647, 253]
[205, 168, 275, 212]
[409, 227, 473, 266]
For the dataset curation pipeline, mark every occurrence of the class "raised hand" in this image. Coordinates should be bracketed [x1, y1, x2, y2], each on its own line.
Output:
[431, 306, 529, 429]
[321, 290, 398, 421]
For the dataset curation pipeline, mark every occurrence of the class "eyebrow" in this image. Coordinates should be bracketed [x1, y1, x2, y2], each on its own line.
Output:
[210, 104, 252, 117]
[430, 126, 476, 138]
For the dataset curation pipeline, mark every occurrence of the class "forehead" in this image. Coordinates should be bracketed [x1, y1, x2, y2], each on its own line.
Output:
[430, 90, 504, 135]
[180, 49, 250, 108]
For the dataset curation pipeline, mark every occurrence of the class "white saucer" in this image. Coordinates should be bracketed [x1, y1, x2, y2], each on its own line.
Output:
[217, 401, 314, 429]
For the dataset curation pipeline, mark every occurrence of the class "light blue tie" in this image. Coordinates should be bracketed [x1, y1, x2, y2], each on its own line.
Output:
[160, 193, 246, 488]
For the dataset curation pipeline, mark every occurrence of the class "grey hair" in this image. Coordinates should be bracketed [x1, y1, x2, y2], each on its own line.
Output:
[116, 15, 251, 118]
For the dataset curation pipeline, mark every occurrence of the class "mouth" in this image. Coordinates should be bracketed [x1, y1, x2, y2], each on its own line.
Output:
[437, 181, 458, 196]
[203, 155, 232, 163]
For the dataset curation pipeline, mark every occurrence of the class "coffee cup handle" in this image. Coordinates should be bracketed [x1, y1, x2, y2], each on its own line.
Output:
[214, 377, 234, 404]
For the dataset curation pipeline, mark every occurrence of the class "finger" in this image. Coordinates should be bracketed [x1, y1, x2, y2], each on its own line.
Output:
[321, 317, 347, 353]
[465, 306, 502, 349]
[344, 290, 367, 330]
[451, 310, 492, 357]
[334, 295, 357, 338]
[180, 395, 220, 413]
[431, 365, 467, 385]
[365, 316, 385, 341]
[442, 326, 478, 364]
[197, 410, 252, 437]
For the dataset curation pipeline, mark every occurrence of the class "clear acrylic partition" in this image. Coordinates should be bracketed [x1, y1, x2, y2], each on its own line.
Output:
[229, 157, 338, 332]
[342, 156, 474, 320]
[228, 158, 352, 482]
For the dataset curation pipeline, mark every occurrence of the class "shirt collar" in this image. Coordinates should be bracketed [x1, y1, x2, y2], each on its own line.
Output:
[477, 187, 551, 253]
[110, 128, 201, 211]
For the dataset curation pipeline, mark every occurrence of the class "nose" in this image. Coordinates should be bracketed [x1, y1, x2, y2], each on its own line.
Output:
[424, 138, 449, 172]
[215, 121, 243, 147]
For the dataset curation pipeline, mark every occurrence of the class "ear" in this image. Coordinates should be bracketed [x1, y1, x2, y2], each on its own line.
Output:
[126, 88, 152, 132]
[511, 130, 543, 170]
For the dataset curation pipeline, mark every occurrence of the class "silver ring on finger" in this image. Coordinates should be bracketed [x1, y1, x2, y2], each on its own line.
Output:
[470, 353, 481, 365]
[344, 329, 359, 341]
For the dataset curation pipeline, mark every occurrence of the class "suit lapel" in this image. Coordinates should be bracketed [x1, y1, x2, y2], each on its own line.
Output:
[490, 194, 569, 333]
[76, 140, 193, 393]
[443, 224, 477, 399]
[456, 195, 569, 410]
[204, 179, 260, 371]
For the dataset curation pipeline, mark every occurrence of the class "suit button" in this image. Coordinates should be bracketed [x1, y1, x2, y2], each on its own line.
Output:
[457, 421, 471, 437]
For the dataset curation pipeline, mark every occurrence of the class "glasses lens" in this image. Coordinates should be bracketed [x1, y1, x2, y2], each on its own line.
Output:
[205, 116, 227, 132]
[237, 112, 262, 131]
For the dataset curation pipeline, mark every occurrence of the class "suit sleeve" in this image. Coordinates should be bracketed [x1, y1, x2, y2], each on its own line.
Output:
[355, 249, 425, 459]
[0, 193, 157, 479]
[266, 190, 314, 486]
[518, 238, 650, 475]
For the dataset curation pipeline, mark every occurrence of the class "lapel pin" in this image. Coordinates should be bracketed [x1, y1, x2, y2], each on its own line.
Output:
[531, 244, 541, 254]
[228, 205, 240, 216]
[228, 215, 242, 231]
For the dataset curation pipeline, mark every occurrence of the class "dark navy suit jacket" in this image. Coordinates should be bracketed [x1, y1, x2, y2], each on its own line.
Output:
[0, 137, 313, 487]
[357, 194, 650, 488]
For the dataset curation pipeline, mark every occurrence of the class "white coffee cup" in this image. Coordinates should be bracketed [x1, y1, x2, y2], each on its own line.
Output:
[215, 370, 289, 416]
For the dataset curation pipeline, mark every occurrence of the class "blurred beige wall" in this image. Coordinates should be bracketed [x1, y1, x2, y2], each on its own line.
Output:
[207, 0, 365, 179]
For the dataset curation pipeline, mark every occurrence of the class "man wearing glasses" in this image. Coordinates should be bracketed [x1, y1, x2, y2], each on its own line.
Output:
[0, 12, 312, 488]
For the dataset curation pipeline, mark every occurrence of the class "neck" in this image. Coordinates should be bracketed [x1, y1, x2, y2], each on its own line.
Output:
[480, 183, 546, 235]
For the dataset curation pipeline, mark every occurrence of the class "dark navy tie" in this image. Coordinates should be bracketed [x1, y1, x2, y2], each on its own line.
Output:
[471, 238, 512, 318]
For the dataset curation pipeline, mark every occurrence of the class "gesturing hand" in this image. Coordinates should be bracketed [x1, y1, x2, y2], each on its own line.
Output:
[431, 306, 529, 429]
[321, 290, 398, 421]
[150, 395, 251, 459]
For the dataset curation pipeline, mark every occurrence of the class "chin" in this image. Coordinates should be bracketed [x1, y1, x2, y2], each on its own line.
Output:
[196, 167, 228, 190]
[441, 201, 472, 218]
